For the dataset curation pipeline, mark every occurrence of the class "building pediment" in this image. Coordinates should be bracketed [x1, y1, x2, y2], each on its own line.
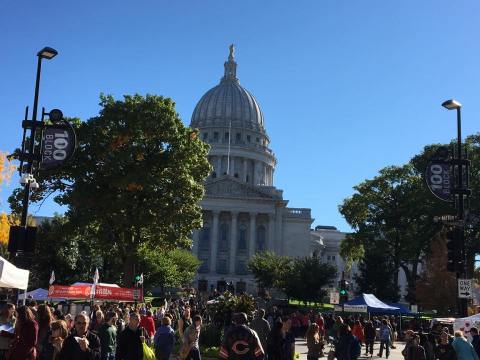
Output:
[205, 176, 281, 200]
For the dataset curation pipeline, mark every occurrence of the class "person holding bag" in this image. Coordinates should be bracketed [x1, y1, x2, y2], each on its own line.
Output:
[179, 315, 202, 360]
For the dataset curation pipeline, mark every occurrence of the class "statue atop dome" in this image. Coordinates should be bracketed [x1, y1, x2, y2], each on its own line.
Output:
[223, 45, 237, 82]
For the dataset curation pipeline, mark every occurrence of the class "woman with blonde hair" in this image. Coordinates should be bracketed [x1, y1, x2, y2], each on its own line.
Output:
[306, 323, 324, 360]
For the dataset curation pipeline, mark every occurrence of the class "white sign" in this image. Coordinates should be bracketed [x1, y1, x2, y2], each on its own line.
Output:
[330, 292, 339, 304]
[334, 304, 368, 313]
[411, 305, 418, 313]
[458, 279, 473, 299]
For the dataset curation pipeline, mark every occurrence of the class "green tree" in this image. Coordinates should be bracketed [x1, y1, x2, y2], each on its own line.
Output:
[9, 94, 211, 285]
[339, 164, 443, 301]
[30, 215, 105, 289]
[283, 255, 337, 304]
[340, 136, 480, 302]
[354, 242, 400, 301]
[137, 245, 201, 289]
[248, 251, 293, 290]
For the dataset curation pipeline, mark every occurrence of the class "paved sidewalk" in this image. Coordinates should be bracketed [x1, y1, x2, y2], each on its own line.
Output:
[295, 339, 406, 360]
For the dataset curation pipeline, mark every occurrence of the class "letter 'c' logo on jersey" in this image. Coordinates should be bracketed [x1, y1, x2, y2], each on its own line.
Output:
[232, 340, 250, 355]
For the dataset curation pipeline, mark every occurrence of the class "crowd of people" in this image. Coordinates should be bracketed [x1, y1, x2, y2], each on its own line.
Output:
[0, 300, 194, 360]
[0, 296, 478, 360]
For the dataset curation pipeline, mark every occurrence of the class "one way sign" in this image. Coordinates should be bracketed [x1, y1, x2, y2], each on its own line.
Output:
[458, 279, 474, 299]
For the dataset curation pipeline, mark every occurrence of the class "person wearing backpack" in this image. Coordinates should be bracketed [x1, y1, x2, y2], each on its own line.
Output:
[378, 319, 392, 358]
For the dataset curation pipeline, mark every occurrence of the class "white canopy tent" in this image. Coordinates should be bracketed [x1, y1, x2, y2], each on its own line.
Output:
[0, 257, 29, 290]
[71, 282, 120, 287]
[0, 257, 30, 305]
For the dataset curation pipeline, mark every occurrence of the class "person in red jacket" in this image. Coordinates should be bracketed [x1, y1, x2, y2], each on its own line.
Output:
[140, 310, 155, 344]
[7, 305, 38, 360]
[352, 320, 365, 346]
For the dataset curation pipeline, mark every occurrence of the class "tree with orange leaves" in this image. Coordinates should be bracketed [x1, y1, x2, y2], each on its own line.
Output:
[0, 151, 16, 256]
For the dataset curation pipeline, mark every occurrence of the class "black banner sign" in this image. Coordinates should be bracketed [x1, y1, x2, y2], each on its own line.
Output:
[425, 161, 452, 202]
[41, 124, 76, 170]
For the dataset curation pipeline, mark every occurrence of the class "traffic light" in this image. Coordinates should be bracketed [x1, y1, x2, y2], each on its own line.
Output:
[446, 228, 461, 272]
[339, 279, 349, 303]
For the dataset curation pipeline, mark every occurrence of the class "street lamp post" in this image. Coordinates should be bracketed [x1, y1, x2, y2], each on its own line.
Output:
[19, 47, 58, 228]
[442, 99, 469, 317]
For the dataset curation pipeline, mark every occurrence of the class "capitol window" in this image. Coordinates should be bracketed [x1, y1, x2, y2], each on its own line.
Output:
[247, 135, 251, 143]
[213, 132, 219, 142]
[224, 132, 229, 141]
[256, 225, 266, 252]
[236, 133, 241, 142]
[217, 259, 228, 274]
[199, 226, 211, 251]
[238, 225, 247, 251]
[198, 258, 209, 273]
[219, 223, 229, 251]
[203, 132, 208, 141]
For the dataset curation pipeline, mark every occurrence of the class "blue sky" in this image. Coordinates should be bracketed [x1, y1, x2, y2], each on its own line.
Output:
[1, 0, 479, 232]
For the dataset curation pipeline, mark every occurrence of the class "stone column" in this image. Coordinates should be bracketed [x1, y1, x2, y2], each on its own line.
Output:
[192, 229, 200, 255]
[253, 161, 258, 185]
[248, 212, 257, 258]
[262, 163, 267, 185]
[268, 214, 275, 251]
[243, 158, 248, 183]
[210, 211, 219, 273]
[216, 157, 222, 176]
[229, 211, 238, 274]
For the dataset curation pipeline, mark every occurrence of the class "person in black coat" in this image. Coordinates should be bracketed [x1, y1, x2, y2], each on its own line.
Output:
[267, 320, 285, 360]
[115, 312, 145, 360]
[364, 321, 376, 356]
[436, 331, 457, 360]
[58, 313, 101, 360]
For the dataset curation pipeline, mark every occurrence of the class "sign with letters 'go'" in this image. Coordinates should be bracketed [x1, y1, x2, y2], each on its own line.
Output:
[41, 124, 76, 170]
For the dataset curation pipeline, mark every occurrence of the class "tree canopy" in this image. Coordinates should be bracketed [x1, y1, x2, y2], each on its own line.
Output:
[340, 135, 480, 304]
[9, 94, 211, 285]
[248, 252, 336, 303]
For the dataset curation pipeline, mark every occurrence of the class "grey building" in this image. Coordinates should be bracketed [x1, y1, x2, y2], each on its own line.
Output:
[189, 46, 313, 294]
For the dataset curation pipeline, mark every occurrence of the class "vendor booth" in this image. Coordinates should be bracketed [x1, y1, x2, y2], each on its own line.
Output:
[335, 293, 400, 314]
[454, 314, 480, 340]
[48, 283, 142, 302]
[0, 256, 30, 304]
[18, 288, 48, 301]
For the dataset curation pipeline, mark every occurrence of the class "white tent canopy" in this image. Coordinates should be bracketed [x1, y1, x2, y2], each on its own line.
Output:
[71, 282, 120, 288]
[0, 256, 29, 290]
[454, 314, 480, 340]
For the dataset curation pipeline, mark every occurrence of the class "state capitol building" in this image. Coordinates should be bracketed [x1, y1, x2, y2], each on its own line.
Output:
[189, 46, 350, 294]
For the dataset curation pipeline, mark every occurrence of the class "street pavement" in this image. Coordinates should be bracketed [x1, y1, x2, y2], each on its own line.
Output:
[295, 339, 406, 360]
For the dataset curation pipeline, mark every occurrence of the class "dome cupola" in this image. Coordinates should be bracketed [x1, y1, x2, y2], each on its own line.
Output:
[190, 45, 266, 134]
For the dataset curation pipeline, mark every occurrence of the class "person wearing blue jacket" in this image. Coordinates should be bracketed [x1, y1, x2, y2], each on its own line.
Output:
[154, 316, 175, 360]
[452, 331, 479, 360]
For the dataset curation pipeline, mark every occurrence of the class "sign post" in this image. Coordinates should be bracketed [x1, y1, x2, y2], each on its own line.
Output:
[330, 291, 339, 305]
[458, 279, 473, 299]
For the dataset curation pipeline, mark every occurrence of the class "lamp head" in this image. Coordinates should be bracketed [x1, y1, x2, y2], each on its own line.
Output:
[37, 47, 58, 60]
[442, 99, 462, 110]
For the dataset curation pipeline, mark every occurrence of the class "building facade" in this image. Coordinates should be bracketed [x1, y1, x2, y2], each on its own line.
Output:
[189, 47, 313, 294]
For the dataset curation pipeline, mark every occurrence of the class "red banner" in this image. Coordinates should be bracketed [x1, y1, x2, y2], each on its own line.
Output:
[48, 285, 91, 299]
[48, 285, 142, 302]
[94, 285, 143, 302]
